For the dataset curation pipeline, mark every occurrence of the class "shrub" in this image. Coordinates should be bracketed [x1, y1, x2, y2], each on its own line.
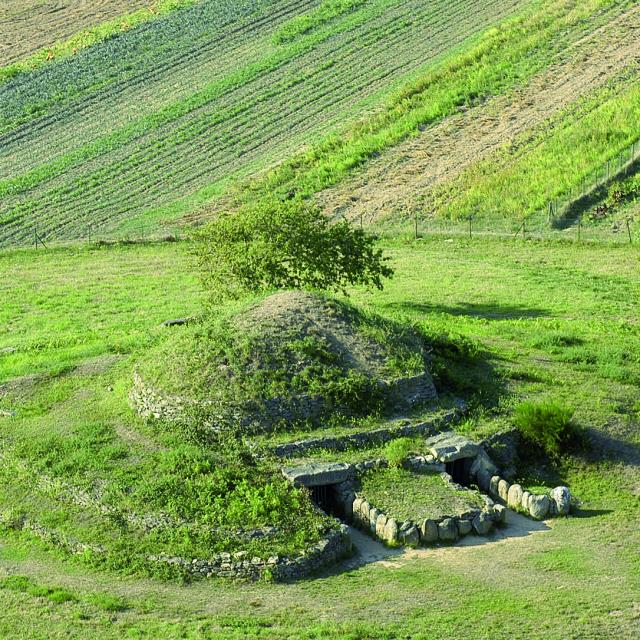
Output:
[383, 437, 421, 468]
[513, 401, 581, 459]
[193, 198, 392, 301]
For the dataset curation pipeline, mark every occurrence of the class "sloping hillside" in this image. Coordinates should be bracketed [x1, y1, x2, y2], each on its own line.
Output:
[0, 0, 527, 246]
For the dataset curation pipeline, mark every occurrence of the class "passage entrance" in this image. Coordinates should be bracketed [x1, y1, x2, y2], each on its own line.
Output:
[310, 484, 341, 516]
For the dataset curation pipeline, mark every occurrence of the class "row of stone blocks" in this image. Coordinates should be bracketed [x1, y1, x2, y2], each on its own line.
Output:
[335, 483, 505, 547]
[477, 469, 571, 519]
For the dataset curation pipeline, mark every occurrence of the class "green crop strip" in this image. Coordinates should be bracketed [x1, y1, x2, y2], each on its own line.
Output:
[435, 77, 640, 221]
[0, 0, 200, 85]
[273, 0, 368, 44]
[0, 0, 401, 199]
[215, 0, 626, 216]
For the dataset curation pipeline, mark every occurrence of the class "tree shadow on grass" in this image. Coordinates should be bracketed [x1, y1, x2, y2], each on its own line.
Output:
[384, 301, 550, 321]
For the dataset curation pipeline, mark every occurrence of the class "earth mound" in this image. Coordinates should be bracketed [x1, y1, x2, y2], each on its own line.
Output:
[132, 291, 437, 432]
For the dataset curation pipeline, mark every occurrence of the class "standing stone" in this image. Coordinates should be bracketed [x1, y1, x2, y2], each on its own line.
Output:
[352, 498, 363, 524]
[383, 518, 399, 544]
[399, 524, 420, 548]
[551, 486, 571, 516]
[494, 504, 507, 524]
[528, 494, 550, 520]
[477, 468, 492, 492]
[369, 508, 380, 533]
[498, 479, 510, 502]
[472, 512, 493, 535]
[420, 519, 439, 544]
[521, 491, 531, 512]
[507, 484, 524, 509]
[489, 475, 501, 498]
[375, 513, 388, 539]
[438, 518, 458, 542]
[457, 519, 473, 536]
[341, 494, 354, 522]
[359, 501, 371, 527]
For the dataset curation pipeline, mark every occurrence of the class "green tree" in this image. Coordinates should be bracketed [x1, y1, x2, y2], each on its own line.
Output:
[194, 198, 392, 300]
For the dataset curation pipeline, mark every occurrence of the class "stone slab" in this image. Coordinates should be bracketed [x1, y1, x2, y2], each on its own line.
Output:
[425, 432, 480, 462]
[282, 462, 353, 487]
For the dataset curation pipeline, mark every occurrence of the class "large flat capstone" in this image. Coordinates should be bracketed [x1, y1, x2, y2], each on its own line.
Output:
[425, 432, 480, 462]
[282, 462, 354, 487]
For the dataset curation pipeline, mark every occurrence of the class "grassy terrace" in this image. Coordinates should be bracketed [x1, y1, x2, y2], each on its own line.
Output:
[0, 234, 638, 636]
[360, 468, 485, 522]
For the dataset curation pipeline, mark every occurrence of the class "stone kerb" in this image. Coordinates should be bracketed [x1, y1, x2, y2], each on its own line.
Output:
[336, 461, 505, 548]
[487, 474, 572, 520]
[0, 511, 352, 582]
[273, 403, 466, 458]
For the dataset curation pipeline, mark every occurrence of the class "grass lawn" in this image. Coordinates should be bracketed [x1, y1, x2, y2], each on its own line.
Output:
[0, 234, 638, 638]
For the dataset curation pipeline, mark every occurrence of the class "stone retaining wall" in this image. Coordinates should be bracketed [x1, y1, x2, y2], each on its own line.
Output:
[131, 372, 440, 435]
[0, 511, 352, 582]
[478, 471, 571, 519]
[273, 402, 466, 458]
[332, 464, 506, 548]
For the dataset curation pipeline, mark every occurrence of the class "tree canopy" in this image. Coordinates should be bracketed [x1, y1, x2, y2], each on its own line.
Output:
[194, 199, 393, 300]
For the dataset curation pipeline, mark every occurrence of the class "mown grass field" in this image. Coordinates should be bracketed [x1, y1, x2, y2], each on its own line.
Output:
[1, 235, 638, 638]
[0, 0, 528, 247]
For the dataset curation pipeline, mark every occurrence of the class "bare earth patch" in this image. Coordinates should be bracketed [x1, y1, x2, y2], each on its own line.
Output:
[319, 5, 640, 223]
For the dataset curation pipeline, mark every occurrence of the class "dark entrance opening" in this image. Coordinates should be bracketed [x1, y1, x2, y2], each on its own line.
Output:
[446, 458, 473, 485]
[310, 484, 341, 517]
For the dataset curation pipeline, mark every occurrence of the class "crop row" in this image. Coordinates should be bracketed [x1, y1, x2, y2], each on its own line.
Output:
[0, 0, 527, 245]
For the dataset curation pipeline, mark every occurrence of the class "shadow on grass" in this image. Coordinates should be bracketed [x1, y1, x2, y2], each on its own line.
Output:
[570, 507, 613, 519]
[384, 301, 549, 320]
[584, 428, 640, 467]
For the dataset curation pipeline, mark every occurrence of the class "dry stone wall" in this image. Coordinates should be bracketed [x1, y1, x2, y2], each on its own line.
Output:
[131, 372, 440, 435]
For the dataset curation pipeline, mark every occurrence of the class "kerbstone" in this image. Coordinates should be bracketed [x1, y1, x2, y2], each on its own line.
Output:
[400, 524, 420, 548]
[489, 475, 501, 498]
[438, 518, 458, 542]
[383, 518, 399, 544]
[529, 494, 550, 520]
[369, 508, 380, 533]
[472, 512, 493, 536]
[507, 484, 523, 509]
[458, 519, 472, 536]
[551, 486, 571, 516]
[375, 513, 388, 538]
[420, 519, 439, 543]
[498, 479, 510, 502]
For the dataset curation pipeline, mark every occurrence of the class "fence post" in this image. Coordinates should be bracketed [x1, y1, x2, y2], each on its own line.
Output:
[578, 214, 582, 243]
[627, 219, 633, 244]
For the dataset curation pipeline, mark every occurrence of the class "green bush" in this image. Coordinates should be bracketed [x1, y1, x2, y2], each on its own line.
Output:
[383, 437, 421, 468]
[194, 198, 392, 301]
[514, 401, 581, 459]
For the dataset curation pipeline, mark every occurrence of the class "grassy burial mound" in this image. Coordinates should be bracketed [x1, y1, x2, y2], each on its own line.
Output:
[133, 291, 437, 433]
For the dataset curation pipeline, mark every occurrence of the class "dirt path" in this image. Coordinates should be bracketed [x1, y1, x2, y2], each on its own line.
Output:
[341, 510, 551, 571]
[319, 5, 640, 223]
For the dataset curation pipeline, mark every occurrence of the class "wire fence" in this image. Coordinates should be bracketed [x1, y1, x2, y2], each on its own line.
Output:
[3, 139, 639, 251]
